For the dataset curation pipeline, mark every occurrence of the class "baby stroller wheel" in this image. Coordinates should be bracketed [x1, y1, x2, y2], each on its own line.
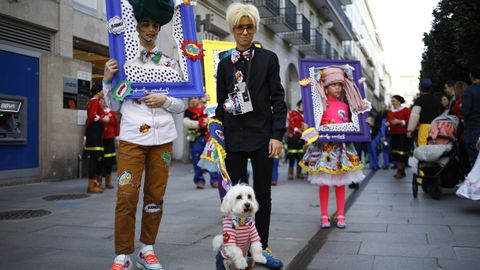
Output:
[429, 184, 441, 200]
[412, 176, 418, 198]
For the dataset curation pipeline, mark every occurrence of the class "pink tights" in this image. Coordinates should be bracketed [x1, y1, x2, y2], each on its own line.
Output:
[319, 185, 346, 223]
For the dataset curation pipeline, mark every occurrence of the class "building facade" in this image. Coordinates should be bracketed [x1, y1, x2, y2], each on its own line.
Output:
[0, 0, 388, 181]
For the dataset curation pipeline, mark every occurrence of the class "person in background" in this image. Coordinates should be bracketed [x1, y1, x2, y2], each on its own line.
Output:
[214, 3, 287, 268]
[443, 80, 456, 111]
[84, 84, 110, 194]
[407, 78, 441, 146]
[183, 97, 219, 189]
[386, 95, 411, 179]
[451, 81, 471, 173]
[368, 104, 391, 170]
[99, 98, 120, 189]
[440, 94, 451, 115]
[460, 64, 480, 169]
[286, 100, 305, 180]
[271, 155, 280, 185]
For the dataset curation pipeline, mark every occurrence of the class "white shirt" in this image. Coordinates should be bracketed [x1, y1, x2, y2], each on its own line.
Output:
[103, 81, 185, 146]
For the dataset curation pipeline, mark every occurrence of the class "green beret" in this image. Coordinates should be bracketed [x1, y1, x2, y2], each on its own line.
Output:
[128, 0, 175, 26]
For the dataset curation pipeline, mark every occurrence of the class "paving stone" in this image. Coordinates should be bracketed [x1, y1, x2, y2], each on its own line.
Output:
[373, 256, 438, 270]
[318, 240, 361, 255]
[309, 253, 374, 270]
[328, 231, 428, 245]
[359, 241, 456, 259]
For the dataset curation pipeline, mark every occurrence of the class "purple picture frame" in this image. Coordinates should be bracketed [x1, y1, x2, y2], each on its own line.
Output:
[105, 0, 203, 98]
[299, 59, 371, 142]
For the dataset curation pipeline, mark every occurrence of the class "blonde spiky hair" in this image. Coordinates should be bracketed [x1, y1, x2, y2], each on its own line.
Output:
[226, 2, 260, 32]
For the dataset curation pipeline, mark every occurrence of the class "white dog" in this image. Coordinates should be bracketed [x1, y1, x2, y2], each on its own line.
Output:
[213, 184, 267, 270]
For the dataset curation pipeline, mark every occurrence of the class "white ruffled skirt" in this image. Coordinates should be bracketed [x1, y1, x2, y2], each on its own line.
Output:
[456, 154, 480, 200]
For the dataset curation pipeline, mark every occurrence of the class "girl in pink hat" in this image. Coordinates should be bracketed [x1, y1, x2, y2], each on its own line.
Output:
[300, 66, 368, 229]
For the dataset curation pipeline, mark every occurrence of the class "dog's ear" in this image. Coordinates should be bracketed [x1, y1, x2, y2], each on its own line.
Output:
[220, 191, 232, 214]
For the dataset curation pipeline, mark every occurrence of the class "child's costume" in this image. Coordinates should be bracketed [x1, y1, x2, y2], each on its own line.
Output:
[286, 104, 305, 179]
[101, 108, 120, 188]
[184, 103, 219, 188]
[299, 66, 367, 229]
[84, 93, 106, 193]
[300, 95, 364, 185]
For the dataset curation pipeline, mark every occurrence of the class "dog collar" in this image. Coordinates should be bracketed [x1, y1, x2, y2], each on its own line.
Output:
[231, 215, 252, 228]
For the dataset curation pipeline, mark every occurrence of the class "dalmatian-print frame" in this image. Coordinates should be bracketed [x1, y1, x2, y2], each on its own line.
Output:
[299, 59, 371, 142]
[106, 0, 203, 98]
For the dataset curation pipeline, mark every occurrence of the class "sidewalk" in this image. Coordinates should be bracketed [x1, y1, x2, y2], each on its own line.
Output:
[0, 161, 355, 269]
[2, 163, 479, 269]
[305, 168, 480, 270]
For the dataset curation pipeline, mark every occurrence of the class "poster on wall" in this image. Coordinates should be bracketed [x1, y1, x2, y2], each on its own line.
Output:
[299, 59, 371, 142]
[105, 0, 204, 99]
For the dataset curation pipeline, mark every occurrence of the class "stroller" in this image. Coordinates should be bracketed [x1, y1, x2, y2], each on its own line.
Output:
[412, 114, 465, 199]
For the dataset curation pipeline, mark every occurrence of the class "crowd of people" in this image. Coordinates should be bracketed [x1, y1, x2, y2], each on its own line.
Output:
[78, 1, 480, 269]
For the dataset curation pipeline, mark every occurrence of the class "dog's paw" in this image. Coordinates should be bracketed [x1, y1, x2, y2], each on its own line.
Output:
[233, 258, 248, 269]
[252, 253, 267, 264]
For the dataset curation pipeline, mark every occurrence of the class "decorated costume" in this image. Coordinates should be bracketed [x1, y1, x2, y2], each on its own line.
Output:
[106, 1, 187, 270]
[215, 41, 287, 269]
[124, 45, 182, 83]
[101, 108, 120, 189]
[387, 100, 411, 179]
[183, 101, 219, 188]
[286, 101, 305, 179]
[299, 66, 367, 229]
[84, 85, 107, 194]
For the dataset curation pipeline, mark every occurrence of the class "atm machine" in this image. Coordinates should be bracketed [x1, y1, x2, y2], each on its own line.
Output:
[0, 94, 27, 145]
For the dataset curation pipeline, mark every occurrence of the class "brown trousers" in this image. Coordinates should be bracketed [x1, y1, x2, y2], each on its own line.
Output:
[115, 140, 172, 254]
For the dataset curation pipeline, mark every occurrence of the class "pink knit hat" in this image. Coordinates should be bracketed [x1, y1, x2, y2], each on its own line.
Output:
[316, 65, 369, 112]
[321, 67, 345, 87]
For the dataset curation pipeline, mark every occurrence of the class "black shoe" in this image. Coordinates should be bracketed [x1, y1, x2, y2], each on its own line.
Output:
[348, 182, 359, 190]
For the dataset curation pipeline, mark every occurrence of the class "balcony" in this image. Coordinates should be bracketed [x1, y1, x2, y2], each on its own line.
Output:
[297, 30, 323, 56]
[262, 0, 297, 33]
[281, 14, 311, 45]
[243, 0, 280, 18]
[325, 40, 332, 59]
[312, 0, 353, 41]
[342, 40, 356, 60]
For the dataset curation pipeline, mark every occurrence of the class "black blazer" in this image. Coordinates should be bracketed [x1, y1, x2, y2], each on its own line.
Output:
[215, 45, 287, 152]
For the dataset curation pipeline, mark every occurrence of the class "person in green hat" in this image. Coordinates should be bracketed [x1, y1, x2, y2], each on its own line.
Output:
[124, 0, 182, 83]
[106, 1, 186, 270]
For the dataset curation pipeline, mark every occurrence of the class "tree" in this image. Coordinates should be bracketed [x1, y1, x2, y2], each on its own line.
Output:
[421, 0, 480, 92]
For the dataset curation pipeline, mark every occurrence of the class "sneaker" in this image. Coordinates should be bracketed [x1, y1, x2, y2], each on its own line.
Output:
[136, 245, 163, 270]
[271, 180, 278, 186]
[261, 248, 283, 269]
[110, 254, 133, 270]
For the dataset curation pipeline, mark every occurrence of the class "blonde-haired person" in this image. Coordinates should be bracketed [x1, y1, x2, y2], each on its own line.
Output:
[214, 2, 287, 270]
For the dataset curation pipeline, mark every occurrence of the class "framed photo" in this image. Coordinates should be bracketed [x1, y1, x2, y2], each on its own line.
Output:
[202, 40, 236, 106]
[299, 59, 371, 142]
[105, 0, 204, 99]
